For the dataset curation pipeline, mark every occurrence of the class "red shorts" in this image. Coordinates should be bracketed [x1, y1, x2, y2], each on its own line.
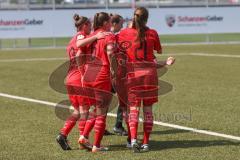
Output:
[127, 67, 158, 107]
[82, 64, 112, 108]
[128, 85, 158, 106]
[66, 84, 84, 109]
[68, 95, 82, 109]
[67, 85, 95, 109]
[66, 70, 94, 109]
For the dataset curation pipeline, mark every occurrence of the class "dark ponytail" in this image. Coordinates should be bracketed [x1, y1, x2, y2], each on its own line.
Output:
[73, 13, 89, 32]
[93, 13, 99, 31]
[93, 12, 110, 31]
[110, 14, 123, 25]
[132, 7, 149, 42]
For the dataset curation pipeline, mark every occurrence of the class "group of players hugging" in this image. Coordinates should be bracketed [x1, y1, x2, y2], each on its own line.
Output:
[56, 7, 175, 153]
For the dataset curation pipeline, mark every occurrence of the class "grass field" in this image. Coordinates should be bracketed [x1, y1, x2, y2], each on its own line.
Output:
[0, 44, 240, 160]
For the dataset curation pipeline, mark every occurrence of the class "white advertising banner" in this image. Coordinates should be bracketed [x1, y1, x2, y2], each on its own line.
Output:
[148, 7, 240, 35]
[0, 7, 240, 39]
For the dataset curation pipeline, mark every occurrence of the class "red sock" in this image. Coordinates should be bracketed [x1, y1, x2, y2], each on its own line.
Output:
[93, 115, 106, 147]
[143, 111, 153, 144]
[82, 117, 95, 138]
[60, 114, 79, 136]
[78, 118, 86, 136]
[129, 108, 139, 140]
[123, 111, 131, 140]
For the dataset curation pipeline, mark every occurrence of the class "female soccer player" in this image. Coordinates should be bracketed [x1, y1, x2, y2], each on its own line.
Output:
[75, 14, 126, 139]
[56, 14, 107, 150]
[79, 12, 116, 152]
[109, 14, 129, 136]
[75, 14, 125, 142]
[118, 7, 175, 153]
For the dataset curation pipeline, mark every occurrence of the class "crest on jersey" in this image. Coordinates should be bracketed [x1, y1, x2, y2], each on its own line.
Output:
[77, 34, 85, 40]
[119, 41, 132, 51]
[165, 15, 176, 27]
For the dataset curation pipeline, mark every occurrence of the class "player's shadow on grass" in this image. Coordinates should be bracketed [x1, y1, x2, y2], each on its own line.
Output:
[108, 129, 190, 152]
[108, 144, 130, 152]
[138, 129, 190, 135]
[105, 139, 240, 152]
[150, 139, 240, 151]
[107, 139, 240, 152]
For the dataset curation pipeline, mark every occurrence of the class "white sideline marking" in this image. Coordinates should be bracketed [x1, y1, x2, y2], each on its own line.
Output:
[189, 53, 240, 58]
[163, 41, 240, 46]
[160, 53, 240, 58]
[0, 92, 240, 141]
[0, 57, 67, 62]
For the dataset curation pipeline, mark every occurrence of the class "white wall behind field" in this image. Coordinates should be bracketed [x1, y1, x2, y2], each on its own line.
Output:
[0, 7, 240, 39]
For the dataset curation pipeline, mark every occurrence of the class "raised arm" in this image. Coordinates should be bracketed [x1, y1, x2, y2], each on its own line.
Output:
[76, 31, 111, 48]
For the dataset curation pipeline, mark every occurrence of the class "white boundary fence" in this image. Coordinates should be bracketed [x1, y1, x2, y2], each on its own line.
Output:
[0, 7, 240, 48]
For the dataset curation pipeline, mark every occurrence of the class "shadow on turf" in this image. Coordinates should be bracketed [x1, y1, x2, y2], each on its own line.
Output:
[149, 139, 240, 151]
[138, 129, 190, 135]
[107, 129, 240, 152]
[107, 129, 191, 152]
[106, 140, 240, 152]
[69, 139, 240, 152]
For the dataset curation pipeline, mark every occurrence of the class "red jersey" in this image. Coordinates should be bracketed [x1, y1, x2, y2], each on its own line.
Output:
[89, 29, 116, 66]
[66, 31, 88, 86]
[67, 31, 88, 60]
[118, 27, 161, 62]
[81, 29, 116, 104]
[82, 29, 116, 93]
[117, 28, 160, 106]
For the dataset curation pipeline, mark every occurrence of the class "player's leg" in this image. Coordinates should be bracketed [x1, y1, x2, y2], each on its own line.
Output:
[92, 106, 109, 152]
[127, 77, 142, 152]
[113, 100, 128, 136]
[60, 108, 80, 136]
[78, 106, 88, 136]
[78, 104, 96, 150]
[103, 104, 113, 136]
[103, 86, 116, 136]
[92, 88, 112, 152]
[78, 105, 92, 150]
[79, 74, 97, 146]
[78, 106, 89, 149]
[129, 105, 141, 153]
[114, 65, 128, 136]
[115, 106, 123, 128]
[141, 104, 154, 152]
[139, 67, 158, 152]
[56, 96, 80, 150]
[78, 95, 90, 136]
[79, 76, 97, 149]
[80, 106, 95, 136]
[122, 106, 131, 148]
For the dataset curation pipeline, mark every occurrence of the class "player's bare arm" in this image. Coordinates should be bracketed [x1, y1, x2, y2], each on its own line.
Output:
[156, 56, 175, 68]
[76, 31, 111, 48]
[106, 43, 116, 76]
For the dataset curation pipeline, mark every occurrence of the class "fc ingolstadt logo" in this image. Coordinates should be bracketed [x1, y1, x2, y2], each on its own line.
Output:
[165, 15, 176, 27]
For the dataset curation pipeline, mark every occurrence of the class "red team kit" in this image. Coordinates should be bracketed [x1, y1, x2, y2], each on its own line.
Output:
[56, 7, 175, 153]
